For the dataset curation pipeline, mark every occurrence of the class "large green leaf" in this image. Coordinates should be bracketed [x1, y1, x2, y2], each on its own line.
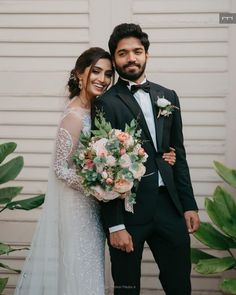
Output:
[4, 194, 45, 211]
[220, 278, 236, 294]
[0, 187, 23, 204]
[191, 248, 216, 264]
[194, 256, 236, 274]
[0, 277, 8, 294]
[194, 222, 235, 250]
[0, 262, 20, 273]
[0, 142, 16, 164]
[206, 192, 236, 241]
[0, 243, 29, 256]
[0, 156, 24, 184]
[214, 161, 236, 188]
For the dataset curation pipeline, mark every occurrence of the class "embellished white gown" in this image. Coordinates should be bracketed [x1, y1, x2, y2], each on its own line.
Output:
[14, 104, 105, 295]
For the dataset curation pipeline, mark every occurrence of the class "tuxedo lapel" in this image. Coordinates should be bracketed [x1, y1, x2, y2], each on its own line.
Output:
[149, 85, 164, 150]
[115, 79, 156, 149]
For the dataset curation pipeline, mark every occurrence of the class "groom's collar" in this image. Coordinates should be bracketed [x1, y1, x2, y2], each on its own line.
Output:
[119, 77, 147, 90]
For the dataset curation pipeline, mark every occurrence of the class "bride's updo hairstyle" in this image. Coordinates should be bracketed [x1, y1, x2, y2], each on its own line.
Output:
[67, 47, 114, 99]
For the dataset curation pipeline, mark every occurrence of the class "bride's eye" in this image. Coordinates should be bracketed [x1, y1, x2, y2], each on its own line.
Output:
[92, 69, 100, 74]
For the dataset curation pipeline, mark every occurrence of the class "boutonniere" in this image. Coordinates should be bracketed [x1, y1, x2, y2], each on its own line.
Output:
[156, 96, 179, 118]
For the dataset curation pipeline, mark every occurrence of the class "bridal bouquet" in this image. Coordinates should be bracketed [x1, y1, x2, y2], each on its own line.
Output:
[72, 112, 148, 213]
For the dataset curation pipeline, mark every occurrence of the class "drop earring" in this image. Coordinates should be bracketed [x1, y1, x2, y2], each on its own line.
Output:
[78, 78, 83, 90]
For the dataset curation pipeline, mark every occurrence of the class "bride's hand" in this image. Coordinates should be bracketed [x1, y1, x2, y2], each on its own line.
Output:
[163, 147, 176, 166]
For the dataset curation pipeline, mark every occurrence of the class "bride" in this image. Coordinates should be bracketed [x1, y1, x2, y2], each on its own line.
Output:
[14, 47, 176, 295]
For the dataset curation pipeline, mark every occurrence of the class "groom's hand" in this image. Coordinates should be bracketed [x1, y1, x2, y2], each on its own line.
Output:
[110, 229, 134, 253]
[184, 210, 200, 233]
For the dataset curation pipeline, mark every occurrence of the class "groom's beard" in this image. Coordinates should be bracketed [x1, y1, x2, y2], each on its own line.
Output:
[114, 60, 147, 82]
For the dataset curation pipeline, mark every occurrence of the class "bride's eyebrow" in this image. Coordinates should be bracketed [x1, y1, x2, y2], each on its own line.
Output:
[93, 66, 102, 70]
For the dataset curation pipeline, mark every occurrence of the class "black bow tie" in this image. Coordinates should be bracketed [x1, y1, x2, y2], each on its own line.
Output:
[130, 81, 150, 94]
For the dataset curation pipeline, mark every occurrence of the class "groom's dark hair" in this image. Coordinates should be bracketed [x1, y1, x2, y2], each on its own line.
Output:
[108, 23, 150, 57]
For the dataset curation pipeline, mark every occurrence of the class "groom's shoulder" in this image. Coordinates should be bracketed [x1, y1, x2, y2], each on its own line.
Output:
[149, 81, 176, 97]
[98, 84, 118, 101]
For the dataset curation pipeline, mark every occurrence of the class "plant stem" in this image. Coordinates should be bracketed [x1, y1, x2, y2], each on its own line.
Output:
[228, 249, 235, 258]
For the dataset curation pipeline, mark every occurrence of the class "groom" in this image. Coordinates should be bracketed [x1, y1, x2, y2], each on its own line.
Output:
[92, 23, 200, 295]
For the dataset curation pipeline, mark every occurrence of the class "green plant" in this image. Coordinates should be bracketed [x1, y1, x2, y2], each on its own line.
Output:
[192, 161, 236, 294]
[0, 142, 45, 294]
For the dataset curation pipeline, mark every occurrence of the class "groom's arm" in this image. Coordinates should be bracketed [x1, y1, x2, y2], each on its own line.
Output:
[170, 90, 198, 212]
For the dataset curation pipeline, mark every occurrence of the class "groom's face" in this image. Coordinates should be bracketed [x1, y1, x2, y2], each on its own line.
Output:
[113, 37, 148, 83]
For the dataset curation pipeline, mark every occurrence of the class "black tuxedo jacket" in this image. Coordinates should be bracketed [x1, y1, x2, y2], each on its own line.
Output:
[91, 78, 198, 229]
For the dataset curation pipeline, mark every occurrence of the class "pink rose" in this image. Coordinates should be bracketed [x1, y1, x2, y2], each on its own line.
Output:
[106, 177, 114, 185]
[120, 147, 126, 155]
[138, 148, 145, 157]
[85, 159, 94, 169]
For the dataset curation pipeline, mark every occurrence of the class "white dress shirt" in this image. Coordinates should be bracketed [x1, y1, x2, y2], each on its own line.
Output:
[109, 78, 164, 233]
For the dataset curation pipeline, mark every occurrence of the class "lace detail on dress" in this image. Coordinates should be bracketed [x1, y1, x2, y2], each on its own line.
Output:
[54, 127, 83, 191]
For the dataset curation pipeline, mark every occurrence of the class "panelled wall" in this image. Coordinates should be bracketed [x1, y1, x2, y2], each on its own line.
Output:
[0, 1, 235, 294]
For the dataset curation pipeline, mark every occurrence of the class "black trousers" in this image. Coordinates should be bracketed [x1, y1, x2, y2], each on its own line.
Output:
[108, 187, 191, 295]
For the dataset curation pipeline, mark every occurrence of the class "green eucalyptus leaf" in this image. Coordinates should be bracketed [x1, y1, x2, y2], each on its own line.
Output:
[194, 256, 236, 274]
[220, 278, 236, 294]
[0, 142, 16, 164]
[194, 222, 234, 250]
[0, 277, 8, 294]
[0, 187, 23, 204]
[191, 248, 216, 264]
[5, 194, 45, 211]
[214, 161, 236, 188]
[0, 156, 24, 184]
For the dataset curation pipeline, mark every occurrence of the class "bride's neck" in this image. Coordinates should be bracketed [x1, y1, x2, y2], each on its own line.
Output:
[71, 95, 91, 109]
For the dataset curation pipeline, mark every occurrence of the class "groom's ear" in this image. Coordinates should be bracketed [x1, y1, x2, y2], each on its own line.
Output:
[146, 52, 149, 60]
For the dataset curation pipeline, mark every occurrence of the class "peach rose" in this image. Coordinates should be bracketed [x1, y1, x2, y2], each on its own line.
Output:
[113, 179, 133, 194]
[117, 132, 130, 143]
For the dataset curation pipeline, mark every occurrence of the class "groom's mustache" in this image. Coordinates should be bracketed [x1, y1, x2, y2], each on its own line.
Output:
[123, 62, 141, 69]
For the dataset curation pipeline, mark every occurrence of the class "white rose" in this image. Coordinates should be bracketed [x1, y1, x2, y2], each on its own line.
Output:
[129, 164, 146, 180]
[119, 154, 131, 168]
[123, 136, 134, 148]
[101, 171, 108, 179]
[92, 138, 108, 157]
[157, 98, 171, 108]
[79, 153, 85, 160]
[106, 155, 116, 167]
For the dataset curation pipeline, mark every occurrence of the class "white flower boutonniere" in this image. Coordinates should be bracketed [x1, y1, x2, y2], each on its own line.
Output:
[156, 96, 179, 118]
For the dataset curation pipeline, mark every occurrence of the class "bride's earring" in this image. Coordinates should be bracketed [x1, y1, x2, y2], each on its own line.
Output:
[78, 78, 83, 90]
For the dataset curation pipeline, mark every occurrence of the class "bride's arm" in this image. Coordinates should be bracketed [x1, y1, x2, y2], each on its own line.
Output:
[53, 112, 84, 191]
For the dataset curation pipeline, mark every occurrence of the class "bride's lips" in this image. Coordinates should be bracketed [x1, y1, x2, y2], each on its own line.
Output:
[93, 83, 106, 92]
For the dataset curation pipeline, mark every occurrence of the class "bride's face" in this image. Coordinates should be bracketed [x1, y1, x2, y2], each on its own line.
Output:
[79, 58, 113, 99]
